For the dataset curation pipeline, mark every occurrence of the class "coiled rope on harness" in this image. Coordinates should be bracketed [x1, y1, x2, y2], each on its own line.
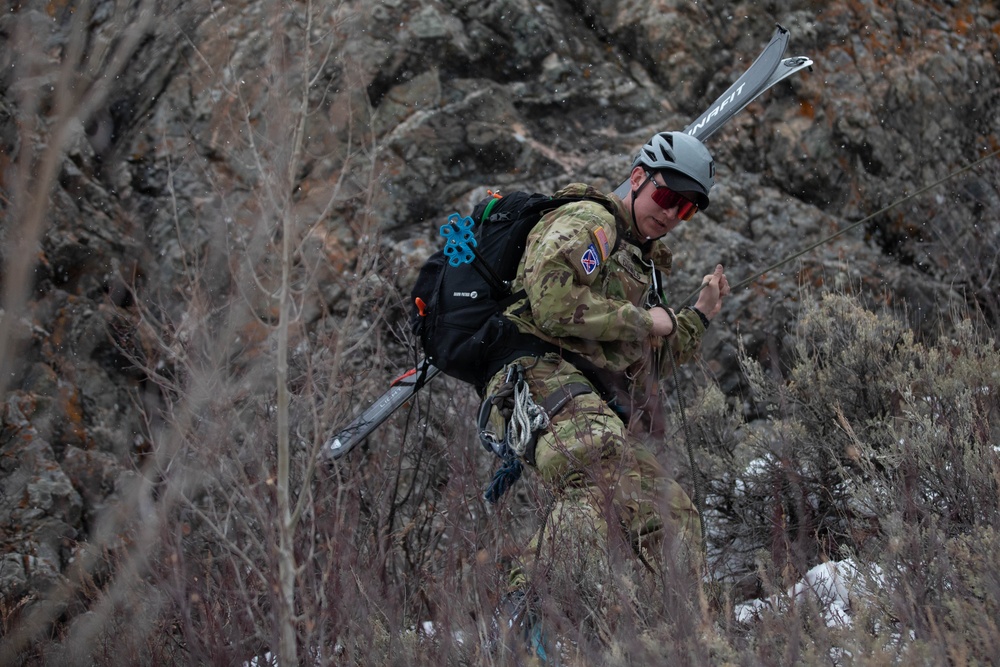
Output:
[479, 363, 593, 503]
[509, 379, 550, 457]
[479, 364, 544, 503]
[481, 369, 551, 503]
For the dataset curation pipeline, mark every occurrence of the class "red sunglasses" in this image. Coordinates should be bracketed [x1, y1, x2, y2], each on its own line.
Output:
[645, 172, 699, 221]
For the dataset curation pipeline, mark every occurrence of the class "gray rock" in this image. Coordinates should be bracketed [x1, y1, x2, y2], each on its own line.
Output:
[1, 0, 998, 645]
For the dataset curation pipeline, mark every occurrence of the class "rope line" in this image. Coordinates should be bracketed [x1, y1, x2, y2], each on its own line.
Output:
[684, 147, 1000, 304]
[669, 147, 999, 553]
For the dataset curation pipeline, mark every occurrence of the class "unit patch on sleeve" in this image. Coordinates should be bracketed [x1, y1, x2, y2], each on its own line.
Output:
[591, 226, 611, 261]
[580, 245, 600, 275]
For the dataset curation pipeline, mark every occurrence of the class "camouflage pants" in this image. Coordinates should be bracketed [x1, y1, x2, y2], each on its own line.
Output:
[486, 354, 702, 592]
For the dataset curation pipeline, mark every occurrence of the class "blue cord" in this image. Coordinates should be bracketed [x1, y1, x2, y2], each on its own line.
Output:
[484, 455, 523, 504]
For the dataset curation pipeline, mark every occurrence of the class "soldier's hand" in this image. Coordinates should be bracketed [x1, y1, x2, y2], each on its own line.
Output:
[694, 264, 730, 320]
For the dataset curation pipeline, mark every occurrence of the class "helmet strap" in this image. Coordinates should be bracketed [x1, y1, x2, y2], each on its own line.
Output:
[629, 176, 663, 243]
[629, 182, 641, 238]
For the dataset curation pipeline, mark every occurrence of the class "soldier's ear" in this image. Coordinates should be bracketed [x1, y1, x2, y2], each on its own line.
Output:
[629, 166, 647, 189]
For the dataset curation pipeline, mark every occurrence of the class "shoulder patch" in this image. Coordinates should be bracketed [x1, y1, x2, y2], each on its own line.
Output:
[591, 226, 611, 261]
[581, 245, 600, 275]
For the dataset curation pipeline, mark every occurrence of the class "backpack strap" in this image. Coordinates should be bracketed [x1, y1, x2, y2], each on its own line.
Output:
[504, 194, 619, 316]
[483, 193, 626, 396]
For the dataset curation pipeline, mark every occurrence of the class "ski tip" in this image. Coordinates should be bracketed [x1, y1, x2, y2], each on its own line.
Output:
[322, 437, 349, 461]
[783, 56, 813, 68]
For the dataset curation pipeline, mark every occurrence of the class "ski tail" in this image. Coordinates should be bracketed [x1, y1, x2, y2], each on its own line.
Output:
[321, 360, 441, 461]
[756, 55, 814, 99]
[684, 24, 789, 141]
[613, 25, 811, 199]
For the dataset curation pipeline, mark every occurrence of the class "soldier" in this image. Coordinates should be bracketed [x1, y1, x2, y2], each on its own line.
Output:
[484, 131, 730, 654]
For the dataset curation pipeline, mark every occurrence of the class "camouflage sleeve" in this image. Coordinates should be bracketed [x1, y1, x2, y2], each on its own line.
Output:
[652, 309, 705, 377]
[659, 307, 706, 372]
[522, 202, 654, 342]
[645, 240, 705, 368]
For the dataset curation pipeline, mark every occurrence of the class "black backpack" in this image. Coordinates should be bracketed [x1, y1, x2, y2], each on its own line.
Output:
[409, 191, 616, 391]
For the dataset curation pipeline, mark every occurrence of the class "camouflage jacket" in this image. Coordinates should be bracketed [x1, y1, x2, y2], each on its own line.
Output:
[500, 182, 706, 421]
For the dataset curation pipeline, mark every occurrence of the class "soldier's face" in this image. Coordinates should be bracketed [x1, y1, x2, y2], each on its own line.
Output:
[628, 168, 687, 240]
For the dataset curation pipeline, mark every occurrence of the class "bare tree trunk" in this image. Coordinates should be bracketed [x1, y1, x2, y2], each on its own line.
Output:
[0, 0, 153, 395]
[273, 0, 327, 660]
[276, 202, 298, 665]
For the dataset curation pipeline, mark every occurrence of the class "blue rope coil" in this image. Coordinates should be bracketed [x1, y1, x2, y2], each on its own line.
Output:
[484, 455, 523, 504]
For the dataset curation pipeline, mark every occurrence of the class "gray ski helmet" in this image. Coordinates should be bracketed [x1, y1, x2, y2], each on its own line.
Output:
[632, 131, 715, 210]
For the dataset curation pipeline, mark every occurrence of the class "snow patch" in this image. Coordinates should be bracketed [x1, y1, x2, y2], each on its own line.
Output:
[734, 558, 883, 627]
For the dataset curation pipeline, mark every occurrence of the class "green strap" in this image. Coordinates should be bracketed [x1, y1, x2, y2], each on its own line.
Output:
[480, 196, 501, 224]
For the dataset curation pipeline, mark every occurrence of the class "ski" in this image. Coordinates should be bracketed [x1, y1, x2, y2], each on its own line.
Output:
[321, 360, 441, 461]
[686, 52, 815, 142]
[324, 26, 811, 459]
[613, 24, 811, 198]
[684, 25, 794, 141]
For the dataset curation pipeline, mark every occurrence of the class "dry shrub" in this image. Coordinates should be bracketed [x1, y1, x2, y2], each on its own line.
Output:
[695, 291, 1000, 663]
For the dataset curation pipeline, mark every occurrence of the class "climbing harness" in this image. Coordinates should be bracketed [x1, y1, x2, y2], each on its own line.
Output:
[479, 362, 592, 503]
[478, 364, 541, 503]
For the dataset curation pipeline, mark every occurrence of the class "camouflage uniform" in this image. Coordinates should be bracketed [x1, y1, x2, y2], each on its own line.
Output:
[483, 183, 706, 590]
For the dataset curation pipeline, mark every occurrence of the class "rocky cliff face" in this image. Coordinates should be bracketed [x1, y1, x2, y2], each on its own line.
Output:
[1, 0, 998, 654]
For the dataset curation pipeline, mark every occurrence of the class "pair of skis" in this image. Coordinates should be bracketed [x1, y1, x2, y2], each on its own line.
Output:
[323, 25, 812, 461]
